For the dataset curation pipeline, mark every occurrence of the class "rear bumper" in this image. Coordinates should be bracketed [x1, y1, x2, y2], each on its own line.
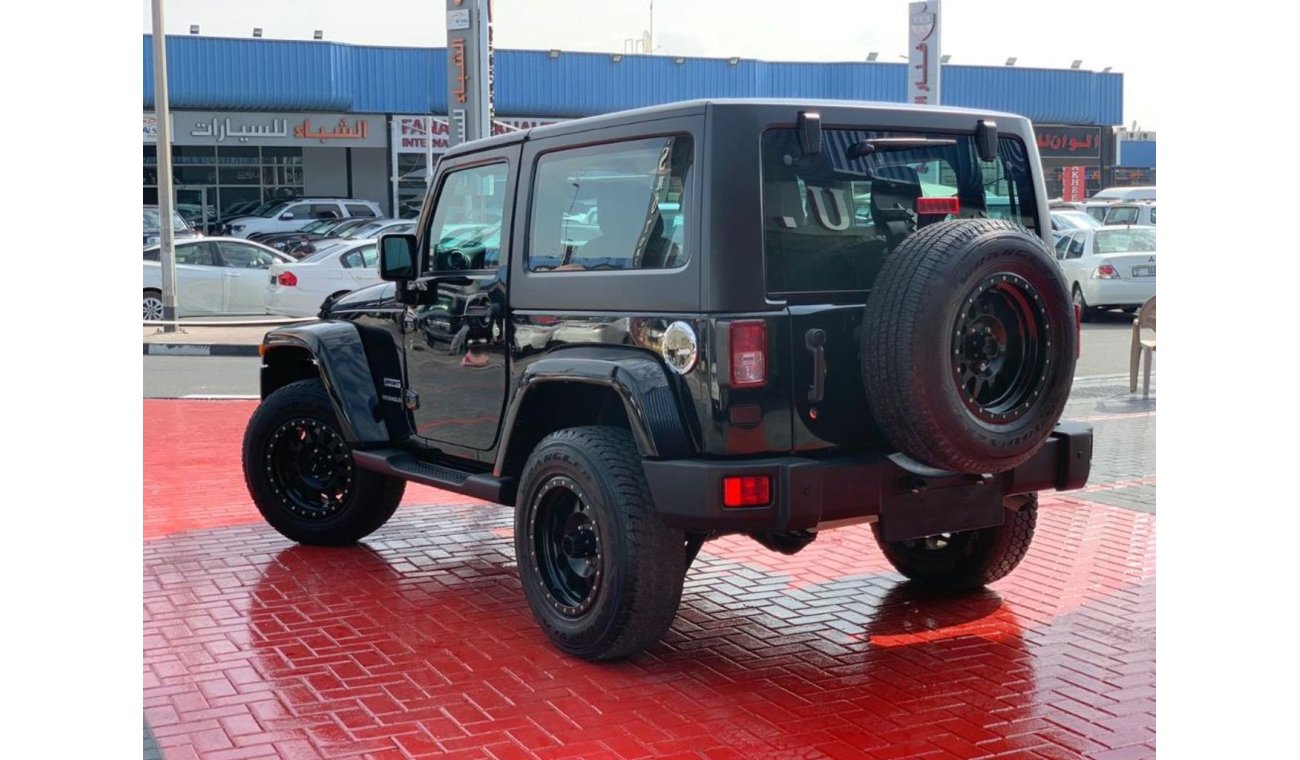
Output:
[642, 422, 1093, 541]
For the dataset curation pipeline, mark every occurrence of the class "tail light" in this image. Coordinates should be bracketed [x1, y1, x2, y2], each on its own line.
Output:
[723, 475, 772, 508]
[277, 271, 298, 287]
[730, 320, 767, 388]
[1091, 264, 1120, 279]
[916, 197, 960, 216]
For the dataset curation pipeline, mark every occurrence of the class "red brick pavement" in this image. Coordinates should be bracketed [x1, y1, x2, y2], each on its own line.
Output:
[144, 400, 1155, 759]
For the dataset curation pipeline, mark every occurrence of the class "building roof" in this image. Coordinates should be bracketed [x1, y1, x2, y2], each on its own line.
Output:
[143, 35, 1123, 126]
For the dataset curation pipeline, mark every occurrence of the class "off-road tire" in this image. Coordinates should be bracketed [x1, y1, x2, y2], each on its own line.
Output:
[872, 494, 1038, 591]
[242, 378, 405, 545]
[515, 426, 686, 660]
[862, 219, 1076, 474]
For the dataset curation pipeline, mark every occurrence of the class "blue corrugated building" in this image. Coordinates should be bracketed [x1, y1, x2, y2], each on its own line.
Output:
[142, 34, 1127, 217]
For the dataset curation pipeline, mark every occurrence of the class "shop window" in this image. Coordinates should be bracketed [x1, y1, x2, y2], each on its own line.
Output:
[172, 146, 215, 166]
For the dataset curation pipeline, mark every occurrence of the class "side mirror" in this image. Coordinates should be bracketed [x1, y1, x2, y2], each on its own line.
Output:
[379, 233, 419, 281]
[976, 120, 999, 163]
[280, 212, 295, 220]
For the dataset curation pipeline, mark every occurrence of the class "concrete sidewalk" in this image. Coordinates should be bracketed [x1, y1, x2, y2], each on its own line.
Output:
[142, 322, 283, 356]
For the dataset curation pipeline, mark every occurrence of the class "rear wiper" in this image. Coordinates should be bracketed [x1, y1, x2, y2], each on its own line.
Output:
[846, 137, 957, 159]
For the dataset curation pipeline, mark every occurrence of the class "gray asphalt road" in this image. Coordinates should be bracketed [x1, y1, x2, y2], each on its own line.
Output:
[144, 317, 1145, 399]
[144, 356, 262, 398]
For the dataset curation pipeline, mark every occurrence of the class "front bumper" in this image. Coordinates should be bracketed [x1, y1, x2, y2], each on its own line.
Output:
[642, 422, 1093, 541]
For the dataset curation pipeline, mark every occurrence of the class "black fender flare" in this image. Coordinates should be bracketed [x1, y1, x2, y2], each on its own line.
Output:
[261, 322, 390, 444]
[495, 348, 694, 475]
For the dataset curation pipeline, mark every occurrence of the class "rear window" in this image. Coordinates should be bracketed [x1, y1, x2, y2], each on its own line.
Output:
[1104, 206, 1140, 225]
[1095, 229, 1156, 253]
[761, 128, 1039, 294]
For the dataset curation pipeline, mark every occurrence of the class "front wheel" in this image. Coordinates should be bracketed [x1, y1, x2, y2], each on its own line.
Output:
[242, 378, 405, 545]
[515, 426, 686, 660]
[872, 494, 1038, 592]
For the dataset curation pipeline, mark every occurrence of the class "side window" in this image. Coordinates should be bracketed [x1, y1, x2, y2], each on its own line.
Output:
[358, 244, 378, 268]
[1054, 234, 1071, 259]
[174, 241, 215, 266]
[424, 162, 509, 272]
[1148, 207, 1156, 225]
[310, 203, 342, 219]
[144, 249, 160, 262]
[346, 203, 377, 218]
[1067, 234, 1086, 259]
[528, 135, 694, 271]
[1106, 206, 1139, 225]
[218, 241, 276, 269]
[340, 250, 362, 269]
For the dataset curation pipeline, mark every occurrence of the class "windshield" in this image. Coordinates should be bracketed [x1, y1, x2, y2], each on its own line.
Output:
[143, 208, 190, 233]
[298, 219, 333, 233]
[1096, 229, 1156, 253]
[762, 128, 1039, 294]
[1057, 211, 1102, 229]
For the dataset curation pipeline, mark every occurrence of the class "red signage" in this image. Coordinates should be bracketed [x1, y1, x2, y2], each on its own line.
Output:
[1061, 166, 1088, 202]
[1034, 126, 1102, 158]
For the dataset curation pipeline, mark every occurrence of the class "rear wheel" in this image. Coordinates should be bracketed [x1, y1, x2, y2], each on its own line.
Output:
[242, 378, 405, 545]
[515, 426, 686, 660]
[872, 494, 1038, 591]
[143, 289, 163, 321]
[1072, 285, 1096, 323]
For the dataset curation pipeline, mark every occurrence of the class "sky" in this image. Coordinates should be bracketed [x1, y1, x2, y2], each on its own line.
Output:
[143, 0, 1158, 130]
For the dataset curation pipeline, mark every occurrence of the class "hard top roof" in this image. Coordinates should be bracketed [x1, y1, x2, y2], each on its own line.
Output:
[443, 98, 1030, 160]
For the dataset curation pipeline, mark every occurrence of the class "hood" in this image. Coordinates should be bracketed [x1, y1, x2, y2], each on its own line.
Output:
[323, 282, 399, 316]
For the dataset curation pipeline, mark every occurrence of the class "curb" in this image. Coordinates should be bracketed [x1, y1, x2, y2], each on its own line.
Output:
[144, 343, 260, 357]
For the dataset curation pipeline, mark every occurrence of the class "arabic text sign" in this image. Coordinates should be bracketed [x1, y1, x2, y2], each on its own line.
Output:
[171, 112, 388, 148]
[1034, 125, 1102, 158]
[907, 0, 941, 106]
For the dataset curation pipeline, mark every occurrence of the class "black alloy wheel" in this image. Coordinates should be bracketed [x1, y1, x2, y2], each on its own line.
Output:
[951, 272, 1051, 425]
[528, 476, 604, 617]
[265, 416, 355, 520]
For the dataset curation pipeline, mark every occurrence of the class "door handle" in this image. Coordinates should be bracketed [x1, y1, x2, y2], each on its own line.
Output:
[805, 328, 827, 404]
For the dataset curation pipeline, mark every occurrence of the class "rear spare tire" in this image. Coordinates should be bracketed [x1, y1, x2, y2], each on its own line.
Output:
[862, 219, 1075, 474]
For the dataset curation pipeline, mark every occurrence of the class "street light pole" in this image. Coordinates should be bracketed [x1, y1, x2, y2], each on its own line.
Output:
[151, 0, 180, 332]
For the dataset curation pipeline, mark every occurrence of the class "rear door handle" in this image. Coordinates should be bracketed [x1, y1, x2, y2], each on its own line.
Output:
[805, 328, 827, 403]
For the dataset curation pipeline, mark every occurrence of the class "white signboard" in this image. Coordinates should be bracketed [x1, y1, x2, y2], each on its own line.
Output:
[391, 115, 561, 153]
[908, 1, 942, 106]
[143, 113, 159, 143]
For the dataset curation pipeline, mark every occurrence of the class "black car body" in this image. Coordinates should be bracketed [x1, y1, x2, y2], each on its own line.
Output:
[247, 99, 1093, 659]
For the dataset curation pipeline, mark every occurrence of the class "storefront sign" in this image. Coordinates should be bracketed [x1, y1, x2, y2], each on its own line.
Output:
[169, 111, 388, 148]
[446, 0, 492, 146]
[144, 113, 159, 143]
[392, 115, 560, 153]
[1061, 166, 1088, 202]
[907, 1, 942, 105]
[1034, 125, 1101, 158]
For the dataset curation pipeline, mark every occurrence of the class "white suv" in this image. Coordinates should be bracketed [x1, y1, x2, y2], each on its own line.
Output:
[225, 198, 382, 239]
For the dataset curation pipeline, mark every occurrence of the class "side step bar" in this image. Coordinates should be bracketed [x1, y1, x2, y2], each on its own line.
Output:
[352, 449, 516, 505]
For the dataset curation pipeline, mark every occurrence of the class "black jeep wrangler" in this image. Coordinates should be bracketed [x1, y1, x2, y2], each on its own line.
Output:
[243, 99, 1092, 660]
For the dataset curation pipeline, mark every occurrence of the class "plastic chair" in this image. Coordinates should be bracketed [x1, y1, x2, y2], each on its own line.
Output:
[1129, 295, 1156, 397]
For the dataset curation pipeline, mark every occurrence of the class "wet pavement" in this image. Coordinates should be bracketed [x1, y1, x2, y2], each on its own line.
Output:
[143, 380, 1155, 759]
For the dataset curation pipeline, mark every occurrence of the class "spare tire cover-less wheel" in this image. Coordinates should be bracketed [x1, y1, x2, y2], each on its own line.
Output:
[861, 219, 1076, 474]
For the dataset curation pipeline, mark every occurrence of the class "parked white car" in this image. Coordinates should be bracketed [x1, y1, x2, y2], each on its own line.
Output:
[225, 198, 382, 239]
[143, 238, 293, 319]
[266, 239, 382, 317]
[1053, 225, 1156, 321]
